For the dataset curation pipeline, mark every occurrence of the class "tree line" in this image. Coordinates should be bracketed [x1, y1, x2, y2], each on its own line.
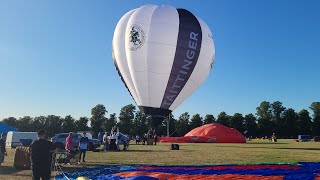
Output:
[1, 101, 320, 138]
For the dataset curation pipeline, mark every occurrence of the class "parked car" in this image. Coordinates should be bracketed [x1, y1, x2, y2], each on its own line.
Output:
[298, 135, 312, 142]
[51, 133, 100, 151]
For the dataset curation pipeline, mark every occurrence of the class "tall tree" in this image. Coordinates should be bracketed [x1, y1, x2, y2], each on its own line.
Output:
[62, 115, 75, 133]
[17, 116, 34, 132]
[297, 109, 312, 135]
[44, 115, 63, 137]
[244, 113, 258, 137]
[91, 104, 107, 137]
[33, 116, 46, 131]
[203, 114, 215, 124]
[310, 102, 320, 136]
[216, 112, 230, 127]
[132, 111, 148, 136]
[282, 108, 298, 138]
[230, 113, 245, 133]
[76, 117, 89, 131]
[2, 117, 17, 128]
[189, 114, 203, 130]
[176, 112, 190, 136]
[103, 113, 117, 133]
[271, 101, 286, 135]
[118, 104, 136, 134]
[256, 101, 273, 137]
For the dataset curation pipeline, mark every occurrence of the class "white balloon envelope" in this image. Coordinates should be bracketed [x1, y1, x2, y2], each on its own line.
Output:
[112, 4, 215, 117]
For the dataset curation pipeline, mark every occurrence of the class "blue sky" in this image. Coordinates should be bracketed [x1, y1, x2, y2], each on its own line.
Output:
[1, 0, 320, 120]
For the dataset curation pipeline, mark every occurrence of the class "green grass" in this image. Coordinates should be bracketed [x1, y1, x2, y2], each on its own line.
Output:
[1, 139, 320, 179]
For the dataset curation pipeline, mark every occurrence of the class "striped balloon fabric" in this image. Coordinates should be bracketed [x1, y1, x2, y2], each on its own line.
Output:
[54, 162, 320, 180]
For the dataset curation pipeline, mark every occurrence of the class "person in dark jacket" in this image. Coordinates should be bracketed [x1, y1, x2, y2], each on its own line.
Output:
[30, 130, 55, 180]
[79, 132, 89, 162]
[0, 133, 7, 166]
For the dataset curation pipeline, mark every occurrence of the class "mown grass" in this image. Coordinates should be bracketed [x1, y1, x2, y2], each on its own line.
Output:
[1, 139, 320, 179]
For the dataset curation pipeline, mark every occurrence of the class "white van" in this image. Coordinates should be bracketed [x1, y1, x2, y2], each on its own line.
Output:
[6, 131, 38, 148]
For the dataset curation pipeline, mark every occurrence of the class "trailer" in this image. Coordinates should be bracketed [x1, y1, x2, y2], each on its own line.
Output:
[6, 131, 38, 148]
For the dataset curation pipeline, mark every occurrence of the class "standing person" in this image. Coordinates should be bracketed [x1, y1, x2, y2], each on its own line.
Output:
[135, 135, 140, 145]
[65, 132, 74, 151]
[79, 132, 89, 162]
[0, 133, 7, 166]
[110, 127, 120, 151]
[103, 132, 109, 152]
[142, 134, 147, 145]
[30, 129, 55, 180]
[154, 134, 158, 145]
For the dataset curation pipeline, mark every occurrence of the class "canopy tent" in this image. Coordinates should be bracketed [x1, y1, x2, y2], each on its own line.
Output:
[0, 122, 16, 135]
[158, 123, 246, 143]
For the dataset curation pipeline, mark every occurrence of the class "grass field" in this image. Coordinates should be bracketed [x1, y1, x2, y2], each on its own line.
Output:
[1, 139, 320, 179]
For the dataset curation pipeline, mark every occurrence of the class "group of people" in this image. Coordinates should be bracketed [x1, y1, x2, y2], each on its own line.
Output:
[1, 130, 54, 179]
[30, 130, 90, 180]
[102, 126, 129, 151]
[65, 132, 89, 163]
[135, 128, 158, 145]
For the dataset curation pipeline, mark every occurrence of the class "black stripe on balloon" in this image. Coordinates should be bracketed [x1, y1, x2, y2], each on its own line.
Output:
[160, 9, 202, 109]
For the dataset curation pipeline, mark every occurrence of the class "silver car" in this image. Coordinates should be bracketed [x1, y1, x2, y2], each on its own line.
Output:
[51, 133, 100, 151]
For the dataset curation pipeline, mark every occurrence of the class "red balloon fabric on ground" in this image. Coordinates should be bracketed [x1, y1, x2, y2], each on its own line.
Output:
[159, 123, 246, 143]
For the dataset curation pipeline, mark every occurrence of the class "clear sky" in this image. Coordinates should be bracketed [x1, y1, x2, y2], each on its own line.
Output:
[1, 0, 320, 120]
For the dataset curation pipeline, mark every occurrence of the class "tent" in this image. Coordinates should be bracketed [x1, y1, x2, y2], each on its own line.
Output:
[159, 123, 246, 143]
[0, 122, 16, 135]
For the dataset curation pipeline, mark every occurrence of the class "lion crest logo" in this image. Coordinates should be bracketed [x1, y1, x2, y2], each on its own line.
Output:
[129, 25, 145, 51]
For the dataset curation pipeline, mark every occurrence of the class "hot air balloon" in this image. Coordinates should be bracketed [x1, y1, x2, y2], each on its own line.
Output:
[112, 4, 215, 133]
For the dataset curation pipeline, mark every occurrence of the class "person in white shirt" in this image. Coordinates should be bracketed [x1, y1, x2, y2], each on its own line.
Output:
[110, 127, 120, 151]
[103, 132, 110, 151]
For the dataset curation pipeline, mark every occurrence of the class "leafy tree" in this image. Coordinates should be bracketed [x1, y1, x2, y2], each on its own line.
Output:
[203, 114, 215, 124]
[282, 108, 298, 138]
[17, 116, 34, 132]
[310, 102, 320, 114]
[91, 104, 107, 137]
[297, 109, 312, 135]
[33, 116, 46, 131]
[230, 113, 244, 133]
[2, 117, 17, 127]
[256, 101, 272, 119]
[176, 112, 190, 136]
[76, 117, 89, 131]
[118, 104, 136, 134]
[271, 101, 286, 135]
[62, 115, 76, 133]
[244, 113, 258, 137]
[189, 114, 203, 130]
[216, 112, 230, 127]
[256, 101, 273, 137]
[310, 102, 320, 136]
[132, 111, 148, 136]
[44, 115, 63, 137]
[103, 113, 117, 133]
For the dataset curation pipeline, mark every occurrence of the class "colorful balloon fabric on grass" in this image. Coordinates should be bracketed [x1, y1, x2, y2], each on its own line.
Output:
[54, 162, 320, 180]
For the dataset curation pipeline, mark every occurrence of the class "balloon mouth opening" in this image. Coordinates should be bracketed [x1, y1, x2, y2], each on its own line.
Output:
[138, 106, 172, 117]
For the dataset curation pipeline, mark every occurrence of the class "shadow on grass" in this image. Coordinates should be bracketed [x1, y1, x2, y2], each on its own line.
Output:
[275, 147, 320, 151]
[115, 149, 195, 152]
[0, 166, 22, 175]
[222, 145, 320, 151]
[246, 142, 289, 144]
